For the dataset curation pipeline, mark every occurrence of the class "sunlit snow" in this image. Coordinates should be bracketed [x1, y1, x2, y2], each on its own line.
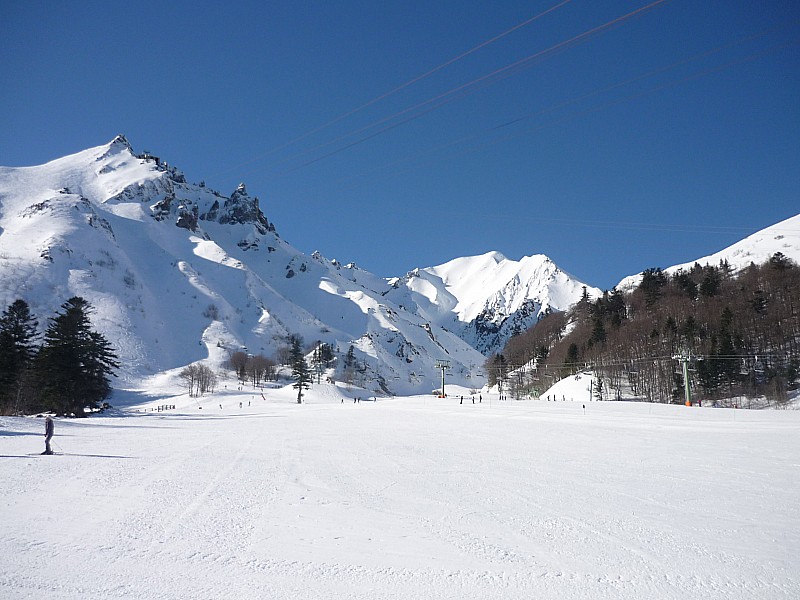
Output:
[2, 385, 798, 599]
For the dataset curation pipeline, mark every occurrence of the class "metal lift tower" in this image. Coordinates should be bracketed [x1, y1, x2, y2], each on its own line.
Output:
[435, 360, 450, 398]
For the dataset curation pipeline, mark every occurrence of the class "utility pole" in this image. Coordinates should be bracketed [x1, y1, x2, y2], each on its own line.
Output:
[673, 353, 692, 406]
[435, 360, 450, 398]
[315, 341, 323, 385]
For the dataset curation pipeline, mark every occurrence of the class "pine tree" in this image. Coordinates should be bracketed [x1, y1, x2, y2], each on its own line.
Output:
[0, 299, 39, 414]
[484, 353, 508, 388]
[639, 268, 667, 306]
[290, 337, 311, 403]
[590, 318, 607, 345]
[564, 343, 580, 375]
[342, 344, 357, 386]
[35, 297, 119, 416]
[344, 345, 356, 369]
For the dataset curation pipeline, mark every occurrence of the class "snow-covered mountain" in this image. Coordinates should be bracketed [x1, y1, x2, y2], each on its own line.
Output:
[0, 136, 488, 394]
[386, 252, 600, 354]
[17, 137, 793, 395]
[617, 213, 800, 291]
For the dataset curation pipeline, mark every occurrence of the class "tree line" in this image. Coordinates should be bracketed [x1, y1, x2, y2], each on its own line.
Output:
[494, 253, 800, 406]
[180, 335, 343, 403]
[0, 297, 119, 416]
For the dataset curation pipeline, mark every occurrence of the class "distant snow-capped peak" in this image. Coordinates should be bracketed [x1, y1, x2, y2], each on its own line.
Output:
[385, 251, 600, 355]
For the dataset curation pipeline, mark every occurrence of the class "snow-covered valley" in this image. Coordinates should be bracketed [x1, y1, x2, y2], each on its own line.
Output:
[2, 386, 798, 599]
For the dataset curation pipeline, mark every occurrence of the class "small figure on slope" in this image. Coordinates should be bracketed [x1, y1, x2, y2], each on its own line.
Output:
[43, 416, 54, 455]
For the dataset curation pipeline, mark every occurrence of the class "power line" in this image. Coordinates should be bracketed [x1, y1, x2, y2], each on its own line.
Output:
[428, 38, 800, 189]
[228, 0, 673, 182]
[296, 21, 798, 198]
[268, 0, 672, 178]
[211, 0, 576, 179]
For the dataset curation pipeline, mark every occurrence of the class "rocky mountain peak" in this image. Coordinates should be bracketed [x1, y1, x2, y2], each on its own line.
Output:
[110, 134, 132, 152]
[219, 183, 274, 234]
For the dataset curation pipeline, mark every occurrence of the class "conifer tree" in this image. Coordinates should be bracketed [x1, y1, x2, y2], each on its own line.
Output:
[0, 299, 39, 414]
[342, 344, 357, 385]
[483, 353, 509, 390]
[35, 297, 119, 416]
[290, 337, 311, 403]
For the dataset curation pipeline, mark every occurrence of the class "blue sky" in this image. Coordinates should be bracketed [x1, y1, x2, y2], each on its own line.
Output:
[2, 0, 798, 290]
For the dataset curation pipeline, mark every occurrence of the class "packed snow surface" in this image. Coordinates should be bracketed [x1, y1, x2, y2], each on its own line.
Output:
[2, 385, 798, 599]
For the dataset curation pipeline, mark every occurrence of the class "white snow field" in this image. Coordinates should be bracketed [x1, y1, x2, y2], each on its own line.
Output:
[2, 388, 799, 599]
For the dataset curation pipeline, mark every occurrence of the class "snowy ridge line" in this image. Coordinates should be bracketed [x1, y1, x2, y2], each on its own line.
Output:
[2, 137, 797, 396]
[617, 212, 800, 290]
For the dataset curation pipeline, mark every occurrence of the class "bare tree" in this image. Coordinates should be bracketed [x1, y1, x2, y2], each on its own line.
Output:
[228, 351, 248, 382]
[180, 363, 217, 397]
[245, 353, 275, 387]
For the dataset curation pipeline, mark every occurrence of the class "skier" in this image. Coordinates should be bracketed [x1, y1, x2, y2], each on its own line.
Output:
[43, 416, 54, 455]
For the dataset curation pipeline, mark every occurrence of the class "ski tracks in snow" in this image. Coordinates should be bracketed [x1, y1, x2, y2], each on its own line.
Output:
[2, 402, 799, 599]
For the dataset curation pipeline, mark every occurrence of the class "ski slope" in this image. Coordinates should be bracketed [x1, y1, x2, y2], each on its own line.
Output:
[2, 386, 798, 599]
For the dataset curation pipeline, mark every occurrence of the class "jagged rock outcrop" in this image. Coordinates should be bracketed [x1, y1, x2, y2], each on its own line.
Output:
[218, 184, 275, 235]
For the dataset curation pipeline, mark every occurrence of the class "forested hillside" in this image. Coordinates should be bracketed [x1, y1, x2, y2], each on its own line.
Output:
[497, 253, 800, 406]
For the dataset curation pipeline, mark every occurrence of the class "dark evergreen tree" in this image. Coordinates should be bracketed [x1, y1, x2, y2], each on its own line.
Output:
[716, 307, 739, 389]
[680, 315, 700, 348]
[564, 343, 580, 374]
[35, 297, 119, 416]
[750, 289, 768, 315]
[0, 300, 39, 414]
[639, 268, 667, 306]
[769, 251, 792, 271]
[607, 288, 627, 327]
[311, 342, 336, 383]
[672, 270, 698, 299]
[696, 336, 721, 397]
[290, 337, 311, 403]
[484, 353, 508, 388]
[318, 343, 335, 365]
[344, 345, 356, 369]
[699, 266, 721, 298]
[589, 318, 607, 346]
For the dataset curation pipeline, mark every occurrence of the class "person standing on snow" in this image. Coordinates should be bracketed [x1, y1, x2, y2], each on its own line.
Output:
[43, 416, 54, 455]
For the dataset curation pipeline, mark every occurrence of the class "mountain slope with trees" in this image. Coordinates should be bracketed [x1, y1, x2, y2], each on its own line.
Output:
[1, 137, 797, 403]
[499, 254, 800, 406]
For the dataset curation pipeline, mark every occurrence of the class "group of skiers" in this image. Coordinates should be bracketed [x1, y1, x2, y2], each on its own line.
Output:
[459, 395, 482, 404]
